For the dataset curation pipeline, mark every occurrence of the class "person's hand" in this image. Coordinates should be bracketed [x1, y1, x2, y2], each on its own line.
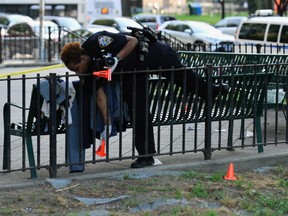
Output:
[108, 57, 119, 73]
[103, 56, 119, 73]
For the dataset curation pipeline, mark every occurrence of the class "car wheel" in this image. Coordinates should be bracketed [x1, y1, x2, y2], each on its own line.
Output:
[32, 48, 39, 59]
[193, 41, 206, 51]
[1, 45, 12, 60]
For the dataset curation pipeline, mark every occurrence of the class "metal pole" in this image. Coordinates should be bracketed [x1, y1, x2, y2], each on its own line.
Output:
[49, 73, 57, 178]
[39, 0, 45, 61]
[204, 64, 213, 160]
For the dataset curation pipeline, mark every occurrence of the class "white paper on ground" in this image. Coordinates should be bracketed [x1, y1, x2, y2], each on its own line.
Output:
[154, 158, 162, 165]
[246, 131, 254, 138]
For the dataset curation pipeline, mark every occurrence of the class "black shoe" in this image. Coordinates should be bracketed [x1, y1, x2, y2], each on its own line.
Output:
[70, 169, 84, 174]
[131, 157, 154, 168]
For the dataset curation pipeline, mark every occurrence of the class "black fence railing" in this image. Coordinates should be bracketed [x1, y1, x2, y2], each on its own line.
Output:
[2, 26, 288, 64]
[1, 63, 288, 178]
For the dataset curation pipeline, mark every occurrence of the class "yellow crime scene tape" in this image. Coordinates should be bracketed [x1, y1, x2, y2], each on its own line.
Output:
[0, 63, 65, 78]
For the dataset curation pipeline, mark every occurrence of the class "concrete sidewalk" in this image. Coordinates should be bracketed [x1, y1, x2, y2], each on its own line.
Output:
[0, 62, 287, 190]
[0, 143, 287, 190]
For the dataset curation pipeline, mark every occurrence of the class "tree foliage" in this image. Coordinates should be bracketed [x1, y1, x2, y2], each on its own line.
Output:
[247, 0, 274, 15]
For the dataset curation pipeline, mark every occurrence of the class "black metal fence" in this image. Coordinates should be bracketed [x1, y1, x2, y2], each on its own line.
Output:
[1, 26, 288, 64]
[0, 63, 287, 178]
[1, 27, 288, 178]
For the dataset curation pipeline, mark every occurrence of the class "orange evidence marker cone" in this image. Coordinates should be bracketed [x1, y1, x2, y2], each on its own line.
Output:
[224, 163, 237, 180]
[93, 69, 112, 81]
[95, 139, 106, 157]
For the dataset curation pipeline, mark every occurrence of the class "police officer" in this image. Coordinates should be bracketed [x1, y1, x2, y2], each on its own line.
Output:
[60, 30, 226, 168]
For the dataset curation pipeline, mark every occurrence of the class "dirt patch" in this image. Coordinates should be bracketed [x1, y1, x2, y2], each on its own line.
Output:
[0, 166, 288, 216]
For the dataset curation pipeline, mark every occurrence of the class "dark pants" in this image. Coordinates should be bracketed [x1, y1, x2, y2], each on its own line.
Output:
[122, 73, 156, 156]
[118, 41, 213, 157]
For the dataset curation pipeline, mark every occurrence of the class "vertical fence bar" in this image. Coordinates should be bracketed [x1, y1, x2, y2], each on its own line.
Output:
[36, 75, 41, 168]
[240, 64, 247, 148]
[227, 65, 236, 150]
[182, 68, 187, 153]
[217, 66, 223, 149]
[0, 27, 2, 63]
[157, 71, 162, 154]
[118, 73, 123, 159]
[21, 75, 26, 170]
[169, 69, 175, 155]
[49, 73, 57, 178]
[132, 72, 136, 158]
[65, 73, 70, 165]
[3, 76, 11, 170]
[194, 67, 200, 152]
[48, 27, 52, 62]
[145, 71, 149, 155]
[286, 71, 288, 141]
[79, 77, 84, 167]
[204, 64, 213, 160]
[92, 74, 97, 162]
[253, 66, 263, 153]
[274, 62, 280, 144]
[105, 78, 110, 159]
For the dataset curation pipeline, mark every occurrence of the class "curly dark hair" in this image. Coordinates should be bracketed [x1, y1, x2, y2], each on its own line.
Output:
[60, 42, 83, 66]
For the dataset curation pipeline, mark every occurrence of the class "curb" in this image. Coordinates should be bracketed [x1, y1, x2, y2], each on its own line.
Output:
[0, 61, 58, 68]
[1, 151, 287, 191]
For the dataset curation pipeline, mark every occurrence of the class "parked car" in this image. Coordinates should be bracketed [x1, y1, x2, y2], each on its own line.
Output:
[235, 16, 288, 53]
[88, 17, 142, 33]
[0, 13, 33, 36]
[214, 16, 247, 36]
[38, 15, 82, 31]
[61, 26, 119, 46]
[133, 13, 176, 30]
[157, 20, 235, 52]
[0, 24, 6, 36]
[3, 20, 60, 59]
[0, 13, 33, 27]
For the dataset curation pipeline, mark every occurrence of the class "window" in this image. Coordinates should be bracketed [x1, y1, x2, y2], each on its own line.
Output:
[165, 24, 177, 31]
[160, 16, 176, 23]
[226, 20, 239, 27]
[227, 18, 243, 27]
[8, 23, 35, 37]
[178, 24, 190, 32]
[267, 24, 280, 42]
[215, 19, 227, 28]
[239, 23, 266, 41]
[0, 17, 9, 26]
[280, 25, 288, 43]
[138, 17, 156, 22]
[92, 19, 114, 27]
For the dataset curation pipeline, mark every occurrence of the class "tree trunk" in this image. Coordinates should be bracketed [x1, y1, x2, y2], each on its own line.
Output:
[221, 1, 225, 19]
[274, 0, 288, 16]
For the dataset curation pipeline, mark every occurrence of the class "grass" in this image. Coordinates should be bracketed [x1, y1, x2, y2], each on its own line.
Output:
[1, 165, 288, 215]
[174, 13, 249, 25]
[177, 168, 288, 215]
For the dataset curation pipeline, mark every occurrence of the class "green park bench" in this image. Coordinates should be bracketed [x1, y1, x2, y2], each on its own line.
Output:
[178, 51, 288, 85]
[178, 51, 288, 115]
[2, 62, 274, 178]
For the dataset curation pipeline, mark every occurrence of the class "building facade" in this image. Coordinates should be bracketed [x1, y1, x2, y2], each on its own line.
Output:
[0, 0, 145, 25]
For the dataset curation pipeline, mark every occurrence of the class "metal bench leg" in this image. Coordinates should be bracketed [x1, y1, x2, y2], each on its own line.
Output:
[255, 115, 264, 153]
[3, 128, 10, 170]
[26, 134, 37, 178]
[226, 118, 234, 151]
[3, 103, 10, 170]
